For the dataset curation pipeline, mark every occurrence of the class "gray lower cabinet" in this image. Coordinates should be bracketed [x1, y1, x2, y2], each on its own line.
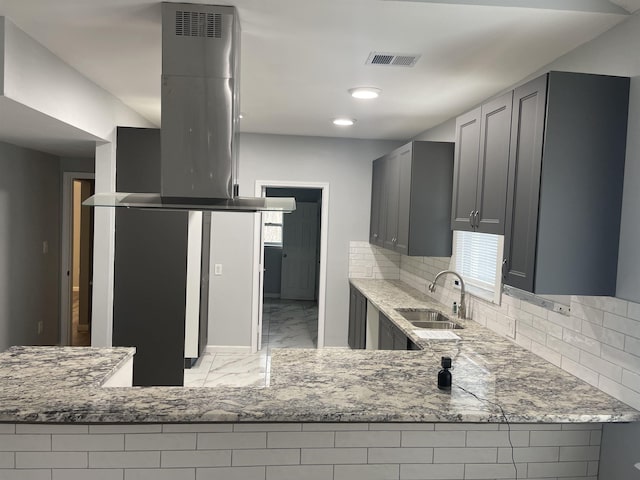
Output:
[503, 72, 629, 295]
[369, 141, 454, 256]
[348, 286, 367, 349]
[452, 91, 513, 234]
[378, 313, 410, 350]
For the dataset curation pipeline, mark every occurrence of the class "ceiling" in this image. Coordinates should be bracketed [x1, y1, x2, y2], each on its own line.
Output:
[0, 0, 639, 149]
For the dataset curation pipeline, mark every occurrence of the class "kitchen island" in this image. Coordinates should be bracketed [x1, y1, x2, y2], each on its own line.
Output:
[0, 279, 638, 479]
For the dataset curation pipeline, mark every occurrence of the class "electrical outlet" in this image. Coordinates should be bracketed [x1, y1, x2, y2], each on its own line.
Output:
[214, 264, 223, 275]
[37, 321, 43, 335]
[42, 241, 48, 254]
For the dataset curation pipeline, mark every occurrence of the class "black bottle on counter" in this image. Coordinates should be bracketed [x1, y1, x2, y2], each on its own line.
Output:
[438, 356, 452, 391]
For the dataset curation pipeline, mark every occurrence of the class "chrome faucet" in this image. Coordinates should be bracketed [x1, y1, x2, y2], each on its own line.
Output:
[428, 270, 466, 320]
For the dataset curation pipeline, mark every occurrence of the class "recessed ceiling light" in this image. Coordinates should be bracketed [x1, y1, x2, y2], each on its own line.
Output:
[333, 118, 356, 126]
[349, 87, 381, 99]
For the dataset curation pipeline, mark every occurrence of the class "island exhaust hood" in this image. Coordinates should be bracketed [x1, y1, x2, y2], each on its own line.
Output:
[85, 3, 295, 213]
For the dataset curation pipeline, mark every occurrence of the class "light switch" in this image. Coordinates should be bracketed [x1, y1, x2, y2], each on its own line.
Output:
[214, 264, 223, 275]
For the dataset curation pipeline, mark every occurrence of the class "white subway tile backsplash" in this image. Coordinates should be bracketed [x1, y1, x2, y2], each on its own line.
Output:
[581, 321, 625, 350]
[161, 450, 231, 468]
[530, 341, 562, 367]
[400, 463, 464, 479]
[0, 434, 51, 451]
[196, 466, 265, 480]
[601, 344, 640, 373]
[231, 448, 300, 466]
[302, 423, 367, 431]
[164, 425, 232, 433]
[546, 335, 581, 362]
[266, 465, 333, 480]
[0, 470, 52, 480]
[624, 335, 640, 358]
[603, 312, 640, 339]
[527, 460, 588, 478]
[197, 433, 266, 450]
[125, 433, 196, 451]
[401, 430, 465, 447]
[579, 351, 623, 382]
[334, 463, 399, 480]
[598, 376, 640, 410]
[234, 423, 301, 432]
[124, 469, 195, 480]
[16, 451, 88, 468]
[53, 434, 123, 451]
[89, 425, 161, 434]
[628, 302, 640, 321]
[529, 430, 591, 447]
[52, 470, 123, 480]
[16, 425, 88, 434]
[433, 447, 497, 464]
[335, 431, 400, 447]
[563, 329, 602, 355]
[571, 302, 605, 325]
[497, 446, 558, 463]
[267, 431, 334, 448]
[465, 430, 529, 447]
[463, 462, 524, 479]
[89, 451, 160, 468]
[559, 446, 601, 461]
[622, 369, 640, 393]
[368, 447, 433, 463]
[301, 448, 367, 465]
[560, 357, 599, 387]
[574, 296, 628, 317]
[0, 452, 14, 468]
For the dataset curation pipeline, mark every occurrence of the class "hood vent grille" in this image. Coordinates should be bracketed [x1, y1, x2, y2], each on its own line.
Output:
[175, 10, 222, 38]
[366, 52, 420, 67]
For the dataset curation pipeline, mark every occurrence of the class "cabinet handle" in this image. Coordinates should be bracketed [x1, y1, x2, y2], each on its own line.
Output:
[474, 210, 480, 228]
[502, 258, 508, 277]
[373, 233, 378, 238]
[469, 211, 474, 228]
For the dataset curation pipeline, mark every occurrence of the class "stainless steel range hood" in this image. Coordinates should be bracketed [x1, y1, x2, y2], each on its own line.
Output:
[85, 3, 294, 213]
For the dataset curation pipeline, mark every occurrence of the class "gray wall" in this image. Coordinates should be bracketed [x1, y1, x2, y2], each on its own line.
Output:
[238, 133, 402, 347]
[599, 423, 640, 479]
[208, 212, 256, 348]
[0, 141, 60, 350]
[60, 156, 94, 174]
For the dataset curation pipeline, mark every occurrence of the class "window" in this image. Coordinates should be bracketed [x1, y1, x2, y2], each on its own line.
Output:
[453, 230, 503, 304]
[263, 211, 283, 246]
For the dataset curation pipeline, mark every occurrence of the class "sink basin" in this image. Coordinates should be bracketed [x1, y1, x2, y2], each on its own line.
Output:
[395, 308, 463, 329]
[409, 320, 463, 330]
[395, 308, 450, 323]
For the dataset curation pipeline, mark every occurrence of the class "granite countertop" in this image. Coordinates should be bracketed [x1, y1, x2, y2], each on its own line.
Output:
[0, 279, 639, 424]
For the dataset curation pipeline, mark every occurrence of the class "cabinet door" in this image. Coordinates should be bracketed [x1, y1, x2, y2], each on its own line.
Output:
[369, 158, 384, 245]
[451, 107, 481, 231]
[392, 324, 408, 350]
[395, 145, 413, 255]
[476, 92, 513, 234]
[378, 314, 394, 350]
[383, 153, 400, 250]
[355, 290, 367, 349]
[503, 75, 548, 292]
[348, 286, 357, 349]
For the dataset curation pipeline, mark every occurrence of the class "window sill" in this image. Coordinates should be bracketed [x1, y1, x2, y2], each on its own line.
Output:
[456, 283, 501, 306]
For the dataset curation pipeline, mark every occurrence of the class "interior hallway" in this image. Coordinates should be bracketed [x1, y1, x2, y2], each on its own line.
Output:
[184, 299, 318, 387]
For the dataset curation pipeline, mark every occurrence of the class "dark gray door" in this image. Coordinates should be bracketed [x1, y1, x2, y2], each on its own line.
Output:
[476, 92, 513, 234]
[503, 74, 548, 291]
[395, 145, 413, 255]
[451, 107, 481, 231]
[198, 212, 211, 357]
[378, 314, 394, 350]
[377, 158, 389, 248]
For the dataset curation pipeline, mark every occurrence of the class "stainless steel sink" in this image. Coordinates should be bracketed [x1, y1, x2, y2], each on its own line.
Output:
[395, 308, 463, 329]
[408, 320, 463, 330]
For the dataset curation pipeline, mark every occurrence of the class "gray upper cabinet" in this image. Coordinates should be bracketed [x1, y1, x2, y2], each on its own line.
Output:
[369, 141, 454, 257]
[452, 92, 513, 234]
[503, 72, 629, 295]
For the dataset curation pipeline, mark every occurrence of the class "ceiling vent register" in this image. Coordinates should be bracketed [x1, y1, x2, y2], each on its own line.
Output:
[175, 11, 222, 38]
[366, 52, 420, 67]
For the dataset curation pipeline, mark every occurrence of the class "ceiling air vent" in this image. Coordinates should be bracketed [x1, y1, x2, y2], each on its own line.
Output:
[366, 52, 421, 67]
[175, 11, 222, 38]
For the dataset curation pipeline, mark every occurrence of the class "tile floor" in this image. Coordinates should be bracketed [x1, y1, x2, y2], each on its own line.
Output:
[184, 298, 318, 388]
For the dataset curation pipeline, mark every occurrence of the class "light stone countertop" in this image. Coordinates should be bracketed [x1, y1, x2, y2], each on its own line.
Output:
[0, 279, 638, 424]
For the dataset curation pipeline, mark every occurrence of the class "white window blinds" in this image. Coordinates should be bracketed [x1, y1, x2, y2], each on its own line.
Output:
[454, 230, 500, 291]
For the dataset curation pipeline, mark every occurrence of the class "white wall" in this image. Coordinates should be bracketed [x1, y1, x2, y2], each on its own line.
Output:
[208, 212, 257, 349]
[238, 133, 402, 347]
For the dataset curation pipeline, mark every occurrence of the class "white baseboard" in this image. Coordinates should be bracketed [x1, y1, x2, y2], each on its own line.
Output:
[205, 345, 253, 354]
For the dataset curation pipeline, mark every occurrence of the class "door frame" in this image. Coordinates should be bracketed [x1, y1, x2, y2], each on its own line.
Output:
[60, 172, 95, 346]
[252, 180, 329, 351]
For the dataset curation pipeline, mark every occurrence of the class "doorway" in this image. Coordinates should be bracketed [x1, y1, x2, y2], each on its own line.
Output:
[253, 181, 329, 353]
[61, 173, 95, 346]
